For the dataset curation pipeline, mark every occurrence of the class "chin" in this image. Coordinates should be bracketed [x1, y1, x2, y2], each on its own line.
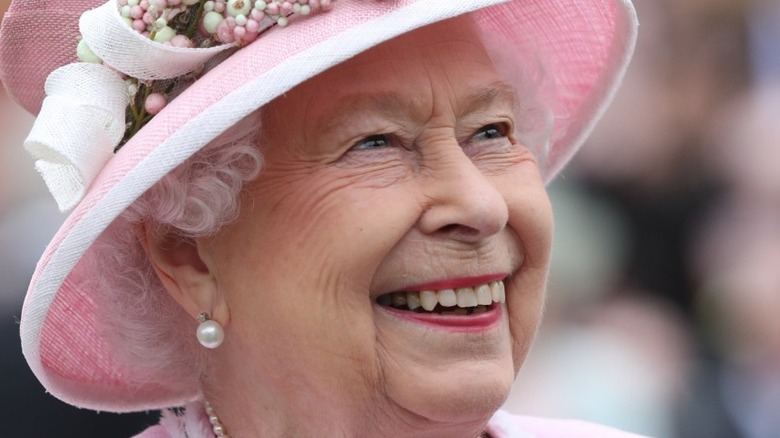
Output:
[380, 342, 516, 425]
[373, 293, 525, 426]
[414, 364, 515, 423]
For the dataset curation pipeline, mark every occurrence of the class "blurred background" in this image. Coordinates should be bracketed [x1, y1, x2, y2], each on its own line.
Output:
[1, 0, 778, 437]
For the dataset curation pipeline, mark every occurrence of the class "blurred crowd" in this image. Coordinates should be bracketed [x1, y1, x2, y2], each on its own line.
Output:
[1, 0, 778, 437]
[505, 1, 780, 437]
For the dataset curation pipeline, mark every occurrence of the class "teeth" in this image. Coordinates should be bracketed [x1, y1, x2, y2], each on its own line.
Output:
[476, 284, 492, 305]
[379, 280, 507, 312]
[490, 282, 500, 302]
[456, 287, 478, 308]
[490, 281, 506, 303]
[406, 292, 421, 310]
[420, 291, 438, 311]
[392, 293, 407, 307]
[437, 289, 457, 307]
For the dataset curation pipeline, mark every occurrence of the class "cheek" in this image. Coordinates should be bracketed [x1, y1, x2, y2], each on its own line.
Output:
[209, 172, 426, 338]
[212, 158, 431, 305]
[502, 161, 554, 266]
[500, 166, 553, 370]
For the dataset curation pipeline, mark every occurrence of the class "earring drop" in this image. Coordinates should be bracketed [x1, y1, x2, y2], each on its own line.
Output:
[196, 312, 225, 349]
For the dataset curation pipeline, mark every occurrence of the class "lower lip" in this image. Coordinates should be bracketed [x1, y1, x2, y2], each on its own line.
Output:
[379, 303, 503, 332]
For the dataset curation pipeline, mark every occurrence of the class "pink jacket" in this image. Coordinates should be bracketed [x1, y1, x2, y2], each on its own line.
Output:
[133, 402, 650, 438]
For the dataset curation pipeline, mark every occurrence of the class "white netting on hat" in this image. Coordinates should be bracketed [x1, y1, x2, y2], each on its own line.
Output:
[12, 0, 249, 211]
[24, 63, 129, 211]
[80, 0, 235, 80]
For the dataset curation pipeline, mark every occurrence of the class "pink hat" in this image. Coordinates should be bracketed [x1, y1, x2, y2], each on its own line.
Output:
[0, 0, 637, 412]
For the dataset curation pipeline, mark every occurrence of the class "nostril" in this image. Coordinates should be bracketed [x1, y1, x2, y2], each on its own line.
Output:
[438, 224, 459, 234]
[437, 223, 480, 237]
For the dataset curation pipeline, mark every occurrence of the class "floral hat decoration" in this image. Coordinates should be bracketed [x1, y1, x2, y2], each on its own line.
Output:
[0, 0, 637, 412]
[11, 0, 335, 212]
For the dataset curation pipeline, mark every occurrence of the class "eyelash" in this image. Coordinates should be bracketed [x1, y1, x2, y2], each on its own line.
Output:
[351, 123, 510, 151]
[353, 134, 392, 150]
[468, 123, 509, 143]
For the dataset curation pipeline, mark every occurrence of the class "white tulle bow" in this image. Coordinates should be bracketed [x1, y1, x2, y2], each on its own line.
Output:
[25, 0, 236, 212]
[80, 1, 234, 80]
[25, 63, 129, 212]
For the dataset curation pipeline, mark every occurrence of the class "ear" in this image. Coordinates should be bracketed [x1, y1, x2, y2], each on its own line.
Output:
[135, 222, 229, 326]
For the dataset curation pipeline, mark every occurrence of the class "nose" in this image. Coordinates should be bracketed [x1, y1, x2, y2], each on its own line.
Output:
[416, 146, 509, 243]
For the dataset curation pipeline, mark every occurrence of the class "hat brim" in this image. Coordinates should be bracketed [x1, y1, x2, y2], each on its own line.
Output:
[19, 0, 637, 412]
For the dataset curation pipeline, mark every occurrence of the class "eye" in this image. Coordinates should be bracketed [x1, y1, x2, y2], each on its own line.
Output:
[470, 123, 508, 141]
[352, 134, 391, 150]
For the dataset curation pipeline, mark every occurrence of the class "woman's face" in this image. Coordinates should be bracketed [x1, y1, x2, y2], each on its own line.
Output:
[200, 17, 553, 432]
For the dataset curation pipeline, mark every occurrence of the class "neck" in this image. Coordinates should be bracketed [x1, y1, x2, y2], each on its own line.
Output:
[203, 344, 496, 437]
[203, 378, 493, 438]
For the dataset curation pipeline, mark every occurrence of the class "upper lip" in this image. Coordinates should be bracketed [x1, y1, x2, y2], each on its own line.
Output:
[385, 273, 508, 295]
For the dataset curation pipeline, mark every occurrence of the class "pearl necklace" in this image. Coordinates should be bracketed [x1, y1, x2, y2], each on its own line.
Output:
[204, 401, 490, 438]
[205, 401, 231, 438]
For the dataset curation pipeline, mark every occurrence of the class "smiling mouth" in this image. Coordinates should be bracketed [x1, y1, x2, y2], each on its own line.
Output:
[376, 281, 506, 315]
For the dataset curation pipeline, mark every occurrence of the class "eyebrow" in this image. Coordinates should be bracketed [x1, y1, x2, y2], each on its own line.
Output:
[316, 80, 519, 134]
[455, 81, 519, 118]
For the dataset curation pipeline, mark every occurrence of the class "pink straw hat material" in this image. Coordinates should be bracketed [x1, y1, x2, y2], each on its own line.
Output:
[0, 0, 638, 412]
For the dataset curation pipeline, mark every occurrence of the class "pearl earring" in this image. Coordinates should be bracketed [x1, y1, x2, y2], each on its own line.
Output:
[196, 312, 224, 349]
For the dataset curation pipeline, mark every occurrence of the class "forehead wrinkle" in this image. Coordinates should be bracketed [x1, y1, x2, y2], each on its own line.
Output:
[456, 80, 519, 118]
[318, 91, 424, 136]
[315, 80, 518, 138]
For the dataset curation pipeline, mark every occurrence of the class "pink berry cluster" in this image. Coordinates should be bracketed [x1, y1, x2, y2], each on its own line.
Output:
[106, 0, 333, 149]
[206, 0, 332, 45]
[118, 0, 197, 47]
[118, 0, 333, 48]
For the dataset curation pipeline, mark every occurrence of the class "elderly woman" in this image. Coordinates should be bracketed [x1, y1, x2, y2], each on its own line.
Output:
[1, 0, 640, 436]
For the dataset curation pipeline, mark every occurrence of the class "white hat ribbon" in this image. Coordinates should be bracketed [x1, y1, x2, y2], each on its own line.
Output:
[24, 0, 240, 212]
[24, 63, 129, 212]
[80, 0, 234, 80]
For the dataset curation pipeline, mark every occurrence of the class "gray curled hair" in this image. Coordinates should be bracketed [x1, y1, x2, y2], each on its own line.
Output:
[91, 113, 263, 394]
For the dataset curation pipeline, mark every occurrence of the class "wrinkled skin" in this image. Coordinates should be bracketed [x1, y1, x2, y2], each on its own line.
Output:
[152, 15, 553, 438]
